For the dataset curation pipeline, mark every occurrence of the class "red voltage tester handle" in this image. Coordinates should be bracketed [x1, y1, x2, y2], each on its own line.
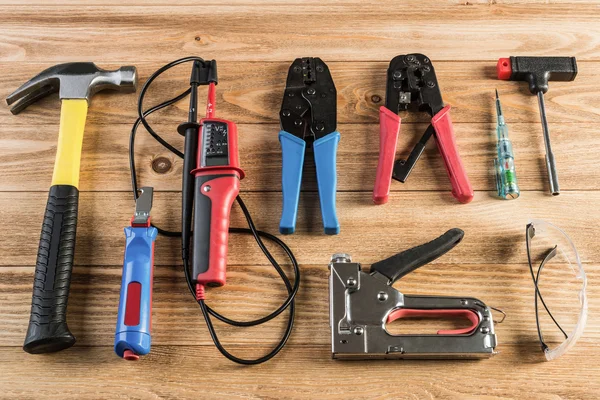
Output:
[373, 106, 402, 205]
[192, 116, 245, 288]
[431, 106, 474, 204]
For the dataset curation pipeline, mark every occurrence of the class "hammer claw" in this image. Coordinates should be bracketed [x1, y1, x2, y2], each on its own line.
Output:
[6, 67, 59, 105]
[8, 85, 57, 115]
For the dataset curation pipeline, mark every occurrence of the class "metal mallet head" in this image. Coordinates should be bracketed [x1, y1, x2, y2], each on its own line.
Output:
[6, 62, 137, 114]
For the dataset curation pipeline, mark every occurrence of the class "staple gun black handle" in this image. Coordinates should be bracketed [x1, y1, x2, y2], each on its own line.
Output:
[371, 228, 464, 284]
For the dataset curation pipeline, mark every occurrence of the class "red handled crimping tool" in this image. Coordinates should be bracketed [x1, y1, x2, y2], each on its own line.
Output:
[373, 54, 473, 205]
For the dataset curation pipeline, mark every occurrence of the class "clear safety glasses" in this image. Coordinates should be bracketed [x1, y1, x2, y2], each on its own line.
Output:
[526, 219, 587, 361]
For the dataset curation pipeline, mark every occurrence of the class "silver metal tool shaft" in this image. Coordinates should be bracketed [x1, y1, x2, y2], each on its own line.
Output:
[537, 91, 560, 195]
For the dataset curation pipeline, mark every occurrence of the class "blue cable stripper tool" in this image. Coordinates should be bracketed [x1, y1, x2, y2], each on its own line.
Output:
[114, 187, 158, 360]
[279, 57, 340, 235]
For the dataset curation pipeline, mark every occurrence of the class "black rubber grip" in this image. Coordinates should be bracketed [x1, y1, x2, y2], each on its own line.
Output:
[193, 174, 213, 278]
[370, 228, 464, 284]
[23, 185, 78, 354]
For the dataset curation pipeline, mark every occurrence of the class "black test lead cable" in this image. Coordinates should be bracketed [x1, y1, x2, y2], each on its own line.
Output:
[129, 56, 299, 365]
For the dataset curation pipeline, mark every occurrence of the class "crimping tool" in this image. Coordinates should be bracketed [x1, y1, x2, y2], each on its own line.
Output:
[329, 228, 497, 359]
[114, 187, 157, 360]
[373, 54, 473, 205]
[279, 57, 340, 235]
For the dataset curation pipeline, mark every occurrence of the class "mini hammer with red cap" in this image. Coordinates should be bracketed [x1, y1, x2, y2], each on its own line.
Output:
[497, 56, 577, 196]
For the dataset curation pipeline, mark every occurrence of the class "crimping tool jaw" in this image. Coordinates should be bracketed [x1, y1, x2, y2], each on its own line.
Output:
[279, 57, 337, 142]
[373, 54, 473, 205]
[383, 54, 443, 117]
[279, 57, 340, 235]
[329, 229, 497, 359]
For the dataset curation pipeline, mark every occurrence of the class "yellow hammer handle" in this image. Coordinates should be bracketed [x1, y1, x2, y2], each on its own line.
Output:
[51, 99, 88, 188]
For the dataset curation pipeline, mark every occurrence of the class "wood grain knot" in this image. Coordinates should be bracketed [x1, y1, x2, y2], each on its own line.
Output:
[152, 157, 172, 174]
[371, 95, 382, 103]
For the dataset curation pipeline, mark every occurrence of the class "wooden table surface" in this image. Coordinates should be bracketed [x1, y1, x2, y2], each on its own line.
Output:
[0, 1, 599, 399]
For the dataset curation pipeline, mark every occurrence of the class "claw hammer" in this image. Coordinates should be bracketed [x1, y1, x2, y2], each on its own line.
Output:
[6, 63, 137, 354]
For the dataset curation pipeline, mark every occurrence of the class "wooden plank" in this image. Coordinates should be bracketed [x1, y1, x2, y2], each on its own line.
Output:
[1, 122, 599, 192]
[0, 5, 600, 62]
[1, 62, 598, 126]
[1, 191, 599, 267]
[2, 0, 597, 5]
[0, 344, 598, 400]
[0, 264, 597, 347]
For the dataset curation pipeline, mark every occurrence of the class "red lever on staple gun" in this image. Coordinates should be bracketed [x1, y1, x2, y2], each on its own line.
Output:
[373, 54, 473, 205]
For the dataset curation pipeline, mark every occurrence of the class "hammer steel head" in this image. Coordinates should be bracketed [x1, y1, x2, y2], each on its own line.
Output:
[5, 62, 137, 115]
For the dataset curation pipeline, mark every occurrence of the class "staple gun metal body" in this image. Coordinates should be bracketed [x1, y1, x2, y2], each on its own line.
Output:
[329, 229, 497, 359]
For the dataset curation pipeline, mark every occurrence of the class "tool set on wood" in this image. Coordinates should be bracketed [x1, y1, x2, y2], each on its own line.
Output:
[6, 54, 587, 365]
[373, 54, 472, 205]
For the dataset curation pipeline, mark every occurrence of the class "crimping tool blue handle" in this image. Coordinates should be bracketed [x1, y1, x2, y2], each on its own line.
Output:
[279, 130, 340, 235]
[314, 131, 340, 235]
[279, 57, 339, 235]
[114, 225, 157, 360]
[279, 131, 306, 234]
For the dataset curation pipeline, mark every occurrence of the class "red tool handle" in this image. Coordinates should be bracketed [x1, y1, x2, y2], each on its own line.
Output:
[431, 106, 474, 204]
[373, 106, 401, 205]
[192, 117, 244, 288]
[192, 171, 240, 287]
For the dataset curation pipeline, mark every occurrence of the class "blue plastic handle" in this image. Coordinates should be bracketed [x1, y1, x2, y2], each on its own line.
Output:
[114, 225, 157, 359]
[279, 130, 306, 234]
[313, 131, 340, 235]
